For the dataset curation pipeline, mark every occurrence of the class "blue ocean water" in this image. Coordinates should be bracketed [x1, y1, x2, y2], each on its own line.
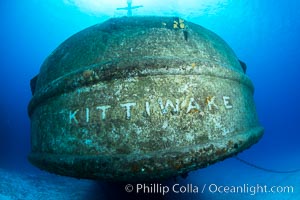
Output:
[0, 0, 299, 199]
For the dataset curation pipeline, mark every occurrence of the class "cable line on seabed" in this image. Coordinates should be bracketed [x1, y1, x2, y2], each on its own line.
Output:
[235, 156, 300, 173]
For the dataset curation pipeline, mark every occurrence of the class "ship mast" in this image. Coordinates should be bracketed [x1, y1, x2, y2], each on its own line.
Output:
[116, 0, 143, 16]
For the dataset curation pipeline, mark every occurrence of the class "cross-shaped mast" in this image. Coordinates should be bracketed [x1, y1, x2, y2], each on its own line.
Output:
[116, 0, 143, 16]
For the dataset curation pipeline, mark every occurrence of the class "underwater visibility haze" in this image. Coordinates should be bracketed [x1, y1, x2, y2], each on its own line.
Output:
[0, 0, 300, 199]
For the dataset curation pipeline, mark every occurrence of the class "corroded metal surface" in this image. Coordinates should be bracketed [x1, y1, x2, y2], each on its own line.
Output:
[28, 16, 263, 182]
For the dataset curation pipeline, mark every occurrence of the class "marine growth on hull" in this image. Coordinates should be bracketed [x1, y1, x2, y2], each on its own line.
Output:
[28, 16, 263, 182]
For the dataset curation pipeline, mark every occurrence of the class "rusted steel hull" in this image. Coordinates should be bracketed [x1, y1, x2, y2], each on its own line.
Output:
[28, 17, 263, 181]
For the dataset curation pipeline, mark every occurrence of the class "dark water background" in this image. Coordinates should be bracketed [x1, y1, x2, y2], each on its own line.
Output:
[0, 0, 299, 199]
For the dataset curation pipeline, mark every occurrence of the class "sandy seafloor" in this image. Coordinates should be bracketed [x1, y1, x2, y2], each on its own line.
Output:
[0, 153, 298, 200]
